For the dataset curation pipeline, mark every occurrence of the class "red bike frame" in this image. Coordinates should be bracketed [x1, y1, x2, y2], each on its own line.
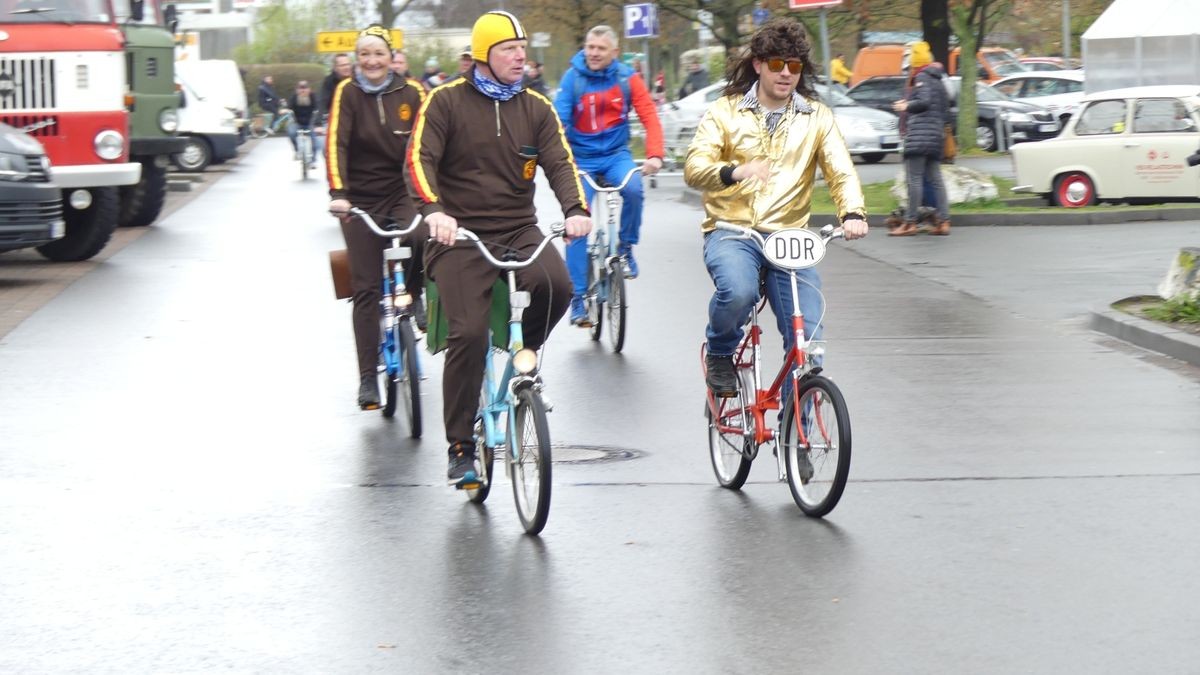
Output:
[704, 299, 811, 449]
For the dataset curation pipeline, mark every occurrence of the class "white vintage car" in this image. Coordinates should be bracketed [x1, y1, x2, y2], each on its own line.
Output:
[1012, 85, 1200, 207]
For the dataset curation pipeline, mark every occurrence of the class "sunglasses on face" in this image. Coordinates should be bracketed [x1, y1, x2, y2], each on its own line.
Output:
[765, 58, 802, 74]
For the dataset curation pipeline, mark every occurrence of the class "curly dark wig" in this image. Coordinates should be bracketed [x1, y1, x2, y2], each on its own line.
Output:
[723, 18, 816, 100]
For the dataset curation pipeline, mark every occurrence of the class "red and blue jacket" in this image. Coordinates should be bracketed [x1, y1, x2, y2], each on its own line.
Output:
[553, 51, 664, 160]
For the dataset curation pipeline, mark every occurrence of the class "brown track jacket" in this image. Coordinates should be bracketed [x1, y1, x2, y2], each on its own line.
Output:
[326, 75, 426, 205]
[406, 72, 588, 234]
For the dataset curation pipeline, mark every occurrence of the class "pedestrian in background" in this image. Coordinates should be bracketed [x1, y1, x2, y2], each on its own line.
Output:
[319, 54, 353, 120]
[891, 41, 951, 237]
[523, 60, 549, 96]
[830, 52, 853, 88]
[391, 49, 410, 78]
[677, 58, 709, 99]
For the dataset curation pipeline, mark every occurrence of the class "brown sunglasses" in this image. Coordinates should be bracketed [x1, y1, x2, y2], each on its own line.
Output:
[765, 58, 803, 74]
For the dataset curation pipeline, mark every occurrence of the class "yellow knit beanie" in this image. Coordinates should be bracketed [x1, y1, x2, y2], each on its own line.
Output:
[910, 41, 933, 69]
[471, 11, 527, 63]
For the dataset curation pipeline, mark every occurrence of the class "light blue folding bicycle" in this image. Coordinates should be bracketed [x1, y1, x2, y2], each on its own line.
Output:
[452, 224, 565, 535]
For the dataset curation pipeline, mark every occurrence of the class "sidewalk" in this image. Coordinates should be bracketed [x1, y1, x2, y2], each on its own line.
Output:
[676, 185, 1200, 369]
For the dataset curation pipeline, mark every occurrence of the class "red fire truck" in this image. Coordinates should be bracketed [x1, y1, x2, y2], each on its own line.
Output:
[0, 0, 141, 261]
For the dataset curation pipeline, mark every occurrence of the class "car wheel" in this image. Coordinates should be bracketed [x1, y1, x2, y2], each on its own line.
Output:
[859, 152, 886, 164]
[172, 137, 212, 172]
[976, 123, 997, 152]
[1052, 172, 1096, 208]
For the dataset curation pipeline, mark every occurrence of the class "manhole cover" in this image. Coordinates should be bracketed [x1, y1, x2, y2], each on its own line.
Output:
[552, 445, 642, 464]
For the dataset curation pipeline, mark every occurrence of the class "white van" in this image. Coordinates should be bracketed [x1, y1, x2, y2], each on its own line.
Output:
[172, 59, 247, 171]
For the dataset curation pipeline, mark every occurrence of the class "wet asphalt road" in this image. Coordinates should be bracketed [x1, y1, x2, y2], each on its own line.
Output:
[1, 139, 1199, 672]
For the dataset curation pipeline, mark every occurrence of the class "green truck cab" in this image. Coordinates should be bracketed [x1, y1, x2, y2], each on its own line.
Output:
[117, 0, 187, 227]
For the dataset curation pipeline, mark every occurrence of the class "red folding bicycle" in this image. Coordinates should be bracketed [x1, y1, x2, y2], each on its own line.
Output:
[702, 222, 851, 517]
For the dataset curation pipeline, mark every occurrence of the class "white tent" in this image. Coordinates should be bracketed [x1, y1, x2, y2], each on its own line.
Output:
[1082, 0, 1200, 93]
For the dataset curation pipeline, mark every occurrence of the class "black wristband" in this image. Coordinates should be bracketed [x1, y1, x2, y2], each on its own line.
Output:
[841, 212, 865, 223]
[719, 164, 738, 186]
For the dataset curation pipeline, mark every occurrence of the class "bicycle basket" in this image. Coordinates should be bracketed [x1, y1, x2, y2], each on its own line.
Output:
[425, 279, 510, 355]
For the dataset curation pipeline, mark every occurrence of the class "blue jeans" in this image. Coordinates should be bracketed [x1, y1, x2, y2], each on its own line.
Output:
[904, 154, 948, 222]
[704, 230, 824, 409]
[286, 125, 324, 161]
[566, 150, 643, 296]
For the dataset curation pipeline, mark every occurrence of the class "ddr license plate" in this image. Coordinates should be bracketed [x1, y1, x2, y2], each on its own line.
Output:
[1038, 123, 1058, 132]
[882, 135, 900, 144]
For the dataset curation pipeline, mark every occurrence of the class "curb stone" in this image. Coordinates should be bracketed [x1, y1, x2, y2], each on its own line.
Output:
[1089, 298, 1200, 367]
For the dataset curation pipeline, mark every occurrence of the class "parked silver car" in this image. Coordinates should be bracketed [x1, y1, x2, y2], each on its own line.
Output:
[660, 80, 901, 164]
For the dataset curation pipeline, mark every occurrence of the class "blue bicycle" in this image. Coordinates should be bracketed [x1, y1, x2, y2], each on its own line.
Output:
[453, 224, 564, 535]
[579, 167, 640, 353]
[350, 207, 424, 438]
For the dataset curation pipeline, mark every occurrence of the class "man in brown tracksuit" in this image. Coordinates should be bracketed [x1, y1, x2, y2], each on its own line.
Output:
[408, 10, 592, 486]
[328, 25, 428, 409]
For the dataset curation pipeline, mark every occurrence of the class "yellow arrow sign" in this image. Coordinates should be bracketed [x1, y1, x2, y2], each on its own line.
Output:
[316, 29, 404, 53]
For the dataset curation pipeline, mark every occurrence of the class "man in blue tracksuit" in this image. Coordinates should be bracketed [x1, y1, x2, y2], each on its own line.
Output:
[554, 24, 664, 326]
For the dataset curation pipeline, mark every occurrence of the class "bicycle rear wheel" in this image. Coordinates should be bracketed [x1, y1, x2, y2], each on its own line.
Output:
[706, 367, 753, 489]
[398, 319, 422, 439]
[782, 375, 851, 517]
[607, 259, 626, 353]
[249, 117, 269, 139]
[299, 135, 311, 180]
[587, 253, 604, 340]
[510, 387, 552, 534]
[465, 418, 494, 504]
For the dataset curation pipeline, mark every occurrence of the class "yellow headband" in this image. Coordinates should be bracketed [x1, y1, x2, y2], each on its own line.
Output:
[357, 24, 392, 51]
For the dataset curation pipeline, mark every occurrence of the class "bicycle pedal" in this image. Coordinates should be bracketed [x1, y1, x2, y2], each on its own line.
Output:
[456, 480, 484, 491]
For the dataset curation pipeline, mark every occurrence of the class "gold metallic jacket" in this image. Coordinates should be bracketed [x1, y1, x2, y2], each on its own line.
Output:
[684, 92, 866, 232]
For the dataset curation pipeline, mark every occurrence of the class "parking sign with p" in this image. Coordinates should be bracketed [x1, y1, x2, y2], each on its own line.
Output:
[624, 3, 659, 39]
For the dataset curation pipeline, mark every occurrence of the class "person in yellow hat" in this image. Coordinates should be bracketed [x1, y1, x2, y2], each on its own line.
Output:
[407, 10, 593, 487]
[830, 52, 853, 86]
[891, 41, 951, 236]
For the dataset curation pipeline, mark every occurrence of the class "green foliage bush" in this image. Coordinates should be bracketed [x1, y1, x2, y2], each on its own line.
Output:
[1144, 295, 1200, 324]
[244, 63, 329, 113]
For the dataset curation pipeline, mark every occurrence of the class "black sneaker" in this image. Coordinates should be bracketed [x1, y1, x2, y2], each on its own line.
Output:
[358, 374, 380, 410]
[447, 442, 478, 487]
[705, 354, 738, 398]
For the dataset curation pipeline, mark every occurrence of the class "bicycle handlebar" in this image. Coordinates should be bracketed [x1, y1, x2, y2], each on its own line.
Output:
[714, 221, 843, 246]
[455, 224, 565, 270]
[344, 207, 423, 238]
[580, 166, 642, 192]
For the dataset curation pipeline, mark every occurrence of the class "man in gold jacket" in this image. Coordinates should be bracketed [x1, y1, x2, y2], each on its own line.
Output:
[684, 18, 868, 399]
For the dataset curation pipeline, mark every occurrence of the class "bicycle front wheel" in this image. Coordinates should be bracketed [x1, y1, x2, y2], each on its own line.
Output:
[510, 387, 552, 535]
[706, 368, 753, 489]
[782, 375, 851, 517]
[398, 319, 422, 439]
[607, 259, 626, 353]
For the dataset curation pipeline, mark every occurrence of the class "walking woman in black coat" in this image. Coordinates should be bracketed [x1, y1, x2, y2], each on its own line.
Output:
[891, 42, 951, 236]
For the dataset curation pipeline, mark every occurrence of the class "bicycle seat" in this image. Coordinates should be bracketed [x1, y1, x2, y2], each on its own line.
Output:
[593, 176, 613, 189]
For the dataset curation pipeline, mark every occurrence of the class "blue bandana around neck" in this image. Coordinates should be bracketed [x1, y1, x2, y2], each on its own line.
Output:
[473, 69, 523, 101]
[355, 69, 394, 94]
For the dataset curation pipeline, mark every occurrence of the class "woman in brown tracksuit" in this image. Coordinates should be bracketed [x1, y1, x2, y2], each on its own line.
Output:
[409, 10, 592, 486]
[328, 25, 428, 410]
